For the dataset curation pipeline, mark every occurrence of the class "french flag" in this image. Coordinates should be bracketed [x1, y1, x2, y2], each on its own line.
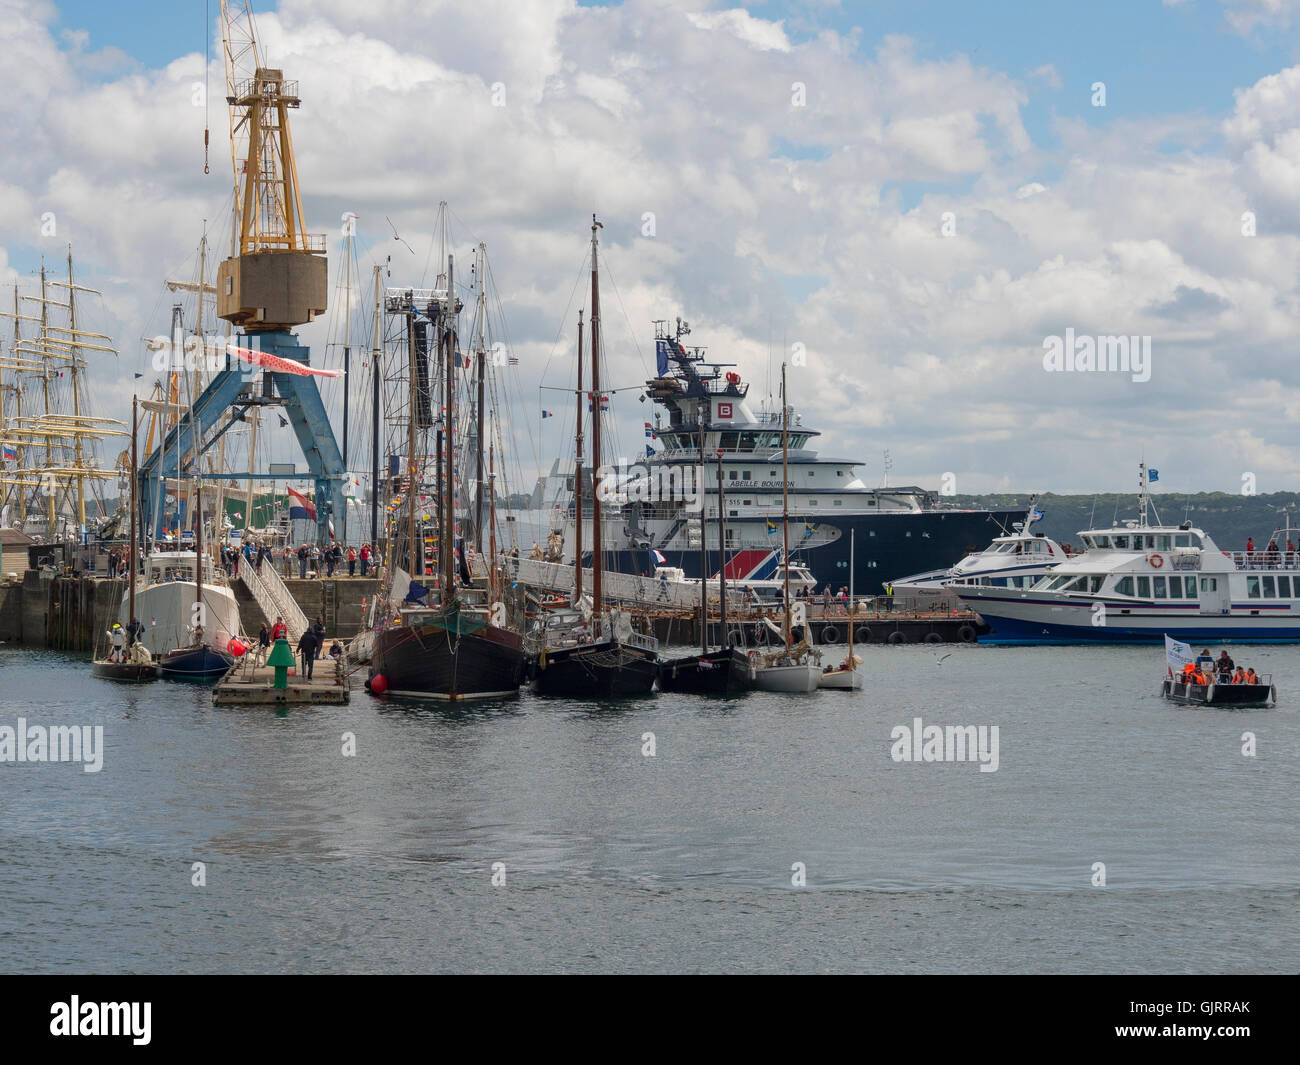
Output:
[287, 486, 317, 521]
[651, 549, 667, 565]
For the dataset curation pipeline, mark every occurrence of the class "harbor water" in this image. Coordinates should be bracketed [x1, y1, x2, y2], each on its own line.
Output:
[1, 643, 1296, 974]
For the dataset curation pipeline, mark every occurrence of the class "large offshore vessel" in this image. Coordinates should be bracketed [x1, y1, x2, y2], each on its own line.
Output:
[549, 320, 1019, 595]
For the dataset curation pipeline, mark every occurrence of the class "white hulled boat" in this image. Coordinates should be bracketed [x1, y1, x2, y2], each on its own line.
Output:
[957, 465, 1300, 644]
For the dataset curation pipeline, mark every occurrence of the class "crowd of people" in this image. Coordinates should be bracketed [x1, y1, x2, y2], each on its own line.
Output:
[217, 539, 375, 580]
[1241, 537, 1299, 568]
[1177, 649, 1262, 686]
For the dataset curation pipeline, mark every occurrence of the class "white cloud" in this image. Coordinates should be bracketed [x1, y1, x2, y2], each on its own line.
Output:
[686, 9, 791, 53]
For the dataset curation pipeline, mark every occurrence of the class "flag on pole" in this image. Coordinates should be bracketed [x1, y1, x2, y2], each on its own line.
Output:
[645, 445, 655, 458]
[287, 486, 317, 521]
[644, 422, 656, 438]
[652, 549, 667, 565]
[541, 410, 553, 419]
[1149, 468, 1160, 482]
[1164, 634, 1192, 676]
[2, 444, 16, 462]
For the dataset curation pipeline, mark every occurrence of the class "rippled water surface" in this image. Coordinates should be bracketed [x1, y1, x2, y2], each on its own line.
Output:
[1, 642, 1296, 973]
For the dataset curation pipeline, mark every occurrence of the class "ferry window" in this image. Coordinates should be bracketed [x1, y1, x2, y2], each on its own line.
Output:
[1279, 576, 1292, 598]
[743, 471, 752, 479]
[1174, 535, 1191, 547]
[809, 500, 818, 506]
[729, 471, 738, 480]
[1115, 577, 1134, 596]
[1169, 577, 1183, 598]
[1153, 576, 1167, 597]
[837, 470, 843, 477]
[1136, 576, 1151, 598]
[1155, 535, 1172, 551]
[1263, 576, 1276, 598]
[742, 500, 752, 506]
[1185, 576, 1197, 597]
[808, 471, 816, 477]
[1247, 576, 1260, 598]
[833, 499, 842, 506]
[1202, 577, 1217, 592]
[1113, 535, 1129, 549]
[739, 432, 757, 449]
[717, 432, 738, 449]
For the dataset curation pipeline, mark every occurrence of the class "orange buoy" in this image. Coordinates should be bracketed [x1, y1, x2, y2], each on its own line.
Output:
[369, 673, 388, 695]
[227, 638, 247, 657]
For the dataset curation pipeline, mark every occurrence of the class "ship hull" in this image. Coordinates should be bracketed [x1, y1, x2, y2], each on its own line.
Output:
[532, 642, 658, 698]
[158, 646, 235, 682]
[370, 619, 525, 701]
[599, 509, 1019, 596]
[657, 647, 755, 695]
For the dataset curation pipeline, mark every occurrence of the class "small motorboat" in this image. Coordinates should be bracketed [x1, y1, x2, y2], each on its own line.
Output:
[818, 654, 863, 690]
[1162, 675, 1276, 708]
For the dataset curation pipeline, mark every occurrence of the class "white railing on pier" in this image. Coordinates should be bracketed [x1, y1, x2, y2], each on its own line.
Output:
[239, 555, 307, 643]
[506, 556, 743, 611]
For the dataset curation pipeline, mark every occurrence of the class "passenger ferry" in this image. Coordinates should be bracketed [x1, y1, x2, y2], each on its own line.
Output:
[891, 503, 1067, 592]
[547, 320, 1019, 595]
[956, 467, 1300, 644]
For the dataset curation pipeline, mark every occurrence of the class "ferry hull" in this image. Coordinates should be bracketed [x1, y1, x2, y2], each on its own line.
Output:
[962, 594, 1300, 645]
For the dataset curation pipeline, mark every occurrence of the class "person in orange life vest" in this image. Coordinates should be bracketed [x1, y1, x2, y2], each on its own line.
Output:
[1245, 668, 1259, 684]
[1232, 667, 1246, 684]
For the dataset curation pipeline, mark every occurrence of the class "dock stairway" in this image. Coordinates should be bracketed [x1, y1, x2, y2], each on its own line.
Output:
[239, 556, 309, 643]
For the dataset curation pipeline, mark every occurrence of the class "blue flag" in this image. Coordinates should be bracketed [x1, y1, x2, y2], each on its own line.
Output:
[655, 339, 670, 376]
[1148, 468, 1159, 482]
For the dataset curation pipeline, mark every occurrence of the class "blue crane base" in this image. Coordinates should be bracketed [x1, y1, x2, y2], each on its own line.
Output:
[139, 329, 346, 544]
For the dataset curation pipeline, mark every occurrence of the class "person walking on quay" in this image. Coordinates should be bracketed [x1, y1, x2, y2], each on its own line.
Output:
[296, 626, 319, 680]
[359, 543, 371, 577]
[257, 622, 271, 664]
[324, 543, 336, 578]
[311, 616, 326, 660]
[347, 544, 357, 576]
[297, 543, 309, 579]
[332, 542, 343, 576]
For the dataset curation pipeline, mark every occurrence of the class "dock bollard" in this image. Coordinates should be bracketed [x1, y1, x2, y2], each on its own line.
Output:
[266, 637, 295, 690]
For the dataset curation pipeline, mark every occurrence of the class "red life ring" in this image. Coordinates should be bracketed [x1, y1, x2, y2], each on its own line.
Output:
[1148, 552, 1164, 568]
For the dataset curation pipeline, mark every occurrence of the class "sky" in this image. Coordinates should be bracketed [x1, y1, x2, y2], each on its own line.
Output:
[2, 0, 1299, 502]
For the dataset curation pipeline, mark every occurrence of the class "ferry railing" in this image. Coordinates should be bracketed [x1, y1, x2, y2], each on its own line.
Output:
[1226, 551, 1300, 570]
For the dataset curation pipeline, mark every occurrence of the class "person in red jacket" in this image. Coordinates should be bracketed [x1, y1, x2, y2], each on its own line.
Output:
[346, 545, 357, 576]
[359, 542, 372, 577]
[270, 615, 287, 642]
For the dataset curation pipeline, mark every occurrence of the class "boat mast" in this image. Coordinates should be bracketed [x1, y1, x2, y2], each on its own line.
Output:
[697, 419, 707, 655]
[574, 309, 584, 604]
[405, 309, 418, 576]
[474, 243, 486, 556]
[716, 446, 728, 651]
[589, 217, 603, 617]
[341, 225, 352, 543]
[129, 395, 138, 626]
[847, 529, 854, 663]
[489, 438, 497, 603]
[781, 362, 791, 648]
[370, 264, 382, 546]
[65, 247, 86, 533]
[442, 255, 457, 609]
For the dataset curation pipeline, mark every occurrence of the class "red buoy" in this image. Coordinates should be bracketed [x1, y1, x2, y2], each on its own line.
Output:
[369, 673, 388, 695]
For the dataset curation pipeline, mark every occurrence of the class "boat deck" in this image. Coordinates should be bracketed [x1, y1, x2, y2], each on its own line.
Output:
[213, 644, 351, 705]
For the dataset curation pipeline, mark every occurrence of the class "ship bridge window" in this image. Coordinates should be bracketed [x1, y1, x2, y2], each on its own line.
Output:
[1155, 534, 1172, 551]
[1114, 576, 1134, 596]
[1113, 535, 1130, 549]
[719, 432, 740, 450]
[1080, 535, 1094, 549]
[1174, 534, 1191, 547]
[1093, 535, 1109, 548]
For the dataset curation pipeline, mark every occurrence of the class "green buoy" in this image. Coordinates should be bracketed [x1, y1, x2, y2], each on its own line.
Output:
[266, 637, 295, 689]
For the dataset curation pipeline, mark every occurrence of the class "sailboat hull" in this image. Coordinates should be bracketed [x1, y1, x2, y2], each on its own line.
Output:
[818, 667, 864, 690]
[158, 645, 235, 682]
[370, 619, 525, 701]
[754, 661, 823, 692]
[657, 647, 756, 695]
[91, 660, 159, 682]
[532, 642, 658, 698]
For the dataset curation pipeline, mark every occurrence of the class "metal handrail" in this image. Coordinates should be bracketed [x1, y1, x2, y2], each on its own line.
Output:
[239, 555, 307, 642]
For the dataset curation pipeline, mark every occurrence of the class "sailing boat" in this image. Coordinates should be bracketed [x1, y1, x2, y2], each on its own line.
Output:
[658, 428, 755, 694]
[819, 529, 863, 690]
[367, 252, 526, 700]
[753, 363, 821, 692]
[532, 217, 658, 698]
[92, 396, 158, 681]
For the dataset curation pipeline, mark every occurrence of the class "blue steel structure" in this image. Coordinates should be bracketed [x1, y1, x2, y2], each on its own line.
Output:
[138, 329, 345, 543]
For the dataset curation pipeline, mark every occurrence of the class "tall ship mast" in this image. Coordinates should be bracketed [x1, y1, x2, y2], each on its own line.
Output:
[0, 249, 126, 544]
